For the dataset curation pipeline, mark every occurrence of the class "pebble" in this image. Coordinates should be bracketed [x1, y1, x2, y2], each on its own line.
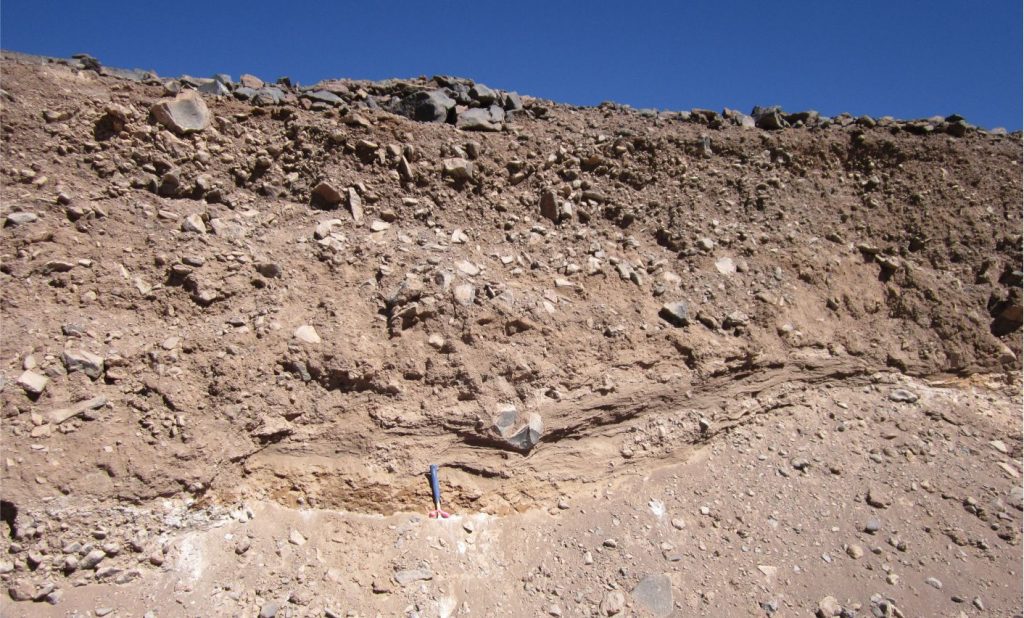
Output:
[846, 544, 864, 559]
[288, 529, 306, 546]
[925, 577, 943, 589]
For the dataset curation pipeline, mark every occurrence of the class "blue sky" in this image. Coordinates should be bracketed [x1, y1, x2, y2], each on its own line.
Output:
[2, 1, 1021, 129]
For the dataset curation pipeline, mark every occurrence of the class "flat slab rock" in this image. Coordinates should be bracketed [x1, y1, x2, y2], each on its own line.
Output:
[394, 567, 433, 586]
[631, 573, 673, 617]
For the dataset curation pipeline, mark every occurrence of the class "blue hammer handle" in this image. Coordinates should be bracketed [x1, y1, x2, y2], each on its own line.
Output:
[429, 464, 442, 506]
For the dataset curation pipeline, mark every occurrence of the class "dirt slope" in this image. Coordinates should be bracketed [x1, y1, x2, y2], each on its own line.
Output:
[0, 51, 1021, 617]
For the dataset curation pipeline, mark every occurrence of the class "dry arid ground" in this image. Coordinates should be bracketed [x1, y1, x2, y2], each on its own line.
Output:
[0, 51, 1021, 617]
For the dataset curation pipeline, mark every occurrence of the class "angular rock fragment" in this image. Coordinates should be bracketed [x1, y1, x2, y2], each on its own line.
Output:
[293, 325, 321, 344]
[659, 301, 689, 327]
[539, 190, 559, 222]
[442, 158, 474, 181]
[150, 91, 210, 134]
[62, 349, 105, 379]
[491, 404, 544, 452]
[457, 105, 505, 131]
[311, 182, 343, 209]
[16, 370, 48, 395]
[4, 212, 38, 226]
[395, 90, 456, 123]
[631, 574, 673, 617]
[49, 396, 108, 424]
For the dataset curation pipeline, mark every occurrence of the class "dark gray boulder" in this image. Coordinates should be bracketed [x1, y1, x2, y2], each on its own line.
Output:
[659, 301, 689, 327]
[457, 105, 505, 131]
[752, 106, 788, 130]
[503, 91, 524, 111]
[252, 87, 285, 106]
[394, 90, 456, 123]
[469, 83, 498, 105]
[302, 90, 344, 106]
[198, 80, 230, 96]
[631, 574, 673, 617]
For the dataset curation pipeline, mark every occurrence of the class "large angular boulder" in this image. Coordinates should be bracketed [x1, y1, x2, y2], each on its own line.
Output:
[151, 91, 211, 134]
[252, 87, 286, 106]
[198, 80, 230, 96]
[491, 404, 543, 452]
[468, 83, 498, 105]
[503, 92, 524, 111]
[456, 105, 505, 132]
[395, 90, 456, 123]
[752, 106, 788, 130]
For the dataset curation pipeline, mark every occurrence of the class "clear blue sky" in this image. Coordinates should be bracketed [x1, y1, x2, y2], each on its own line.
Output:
[2, 1, 1021, 129]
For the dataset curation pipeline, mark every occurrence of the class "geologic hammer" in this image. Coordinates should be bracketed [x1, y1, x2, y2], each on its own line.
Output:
[428, 464, 450, 519]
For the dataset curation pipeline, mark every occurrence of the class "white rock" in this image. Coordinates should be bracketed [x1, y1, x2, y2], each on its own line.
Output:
[181, 214, 206, 234]
[293, 325, 321, 344]
[456, 261, 480, 276]
[4, 212, 38, 226]
[16, 370, 48, 395]
[454, 284, 475, 305]
[314, 219, 342, 240]
[714, 256, 736, 275]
